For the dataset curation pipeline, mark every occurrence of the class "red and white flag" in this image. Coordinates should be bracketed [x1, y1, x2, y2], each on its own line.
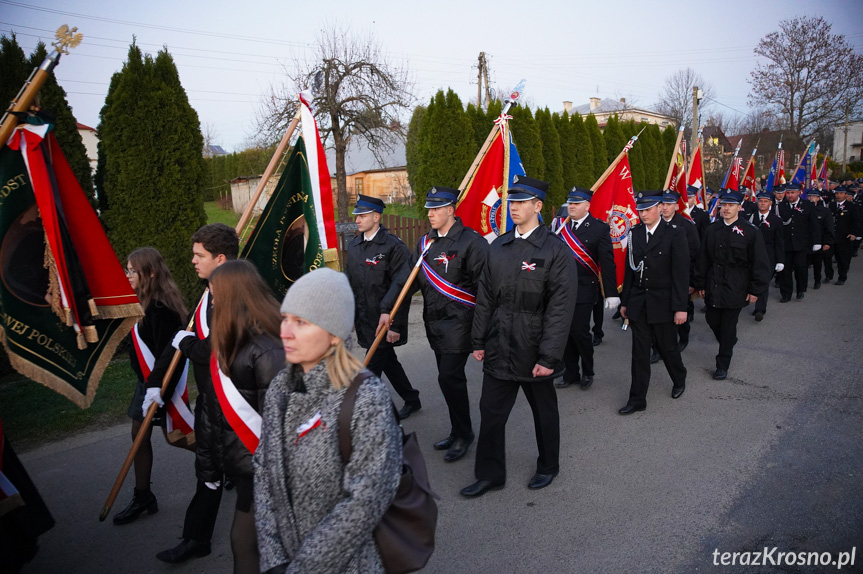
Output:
[688, 145, 704, 191]
[589, 155, 639, 291]
[298, 92, 337, 250]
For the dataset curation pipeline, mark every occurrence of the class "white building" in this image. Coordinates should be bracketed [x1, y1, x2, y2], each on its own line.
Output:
[833, 119, 863, 166]
[76, 122, 98, 173]
[562, 97, 673, 129]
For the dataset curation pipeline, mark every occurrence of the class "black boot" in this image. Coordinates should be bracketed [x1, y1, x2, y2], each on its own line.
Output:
[113, 488, 158, 525]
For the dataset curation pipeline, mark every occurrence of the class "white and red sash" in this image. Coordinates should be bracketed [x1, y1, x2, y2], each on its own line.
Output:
[195, 290, 210, 340]
[560, 224, 600, 279]
[210, 354, 261, 453]
[131, 324, 194, 437]
[419, 234, 476, 307]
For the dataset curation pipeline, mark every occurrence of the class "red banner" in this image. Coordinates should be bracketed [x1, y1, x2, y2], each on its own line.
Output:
[589, 155, 639, 291]
[455, 130, 506, 242]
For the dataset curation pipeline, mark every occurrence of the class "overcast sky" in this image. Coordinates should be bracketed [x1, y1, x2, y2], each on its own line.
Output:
[3, 0, 861, 152]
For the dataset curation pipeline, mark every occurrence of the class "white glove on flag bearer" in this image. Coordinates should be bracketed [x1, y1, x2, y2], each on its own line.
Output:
[604, 297, 621, 310]
[172, 330, 195, 350]
[775, 263, 785, 272]
[141, 387, 165, 418]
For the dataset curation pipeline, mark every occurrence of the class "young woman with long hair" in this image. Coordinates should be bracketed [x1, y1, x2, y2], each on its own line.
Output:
[114, 247, 188, 526]
[207, 260, 284, 574]
[254, 268, 403, 573]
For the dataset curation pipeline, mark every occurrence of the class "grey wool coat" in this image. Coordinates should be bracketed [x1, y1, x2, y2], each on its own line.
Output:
[254, 362, 402, 574]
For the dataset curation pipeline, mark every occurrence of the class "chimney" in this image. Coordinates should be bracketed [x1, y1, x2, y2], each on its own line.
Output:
[589, 97, 601, 110]
[619, 97, 626, 105]
[563, 101, 572, 113]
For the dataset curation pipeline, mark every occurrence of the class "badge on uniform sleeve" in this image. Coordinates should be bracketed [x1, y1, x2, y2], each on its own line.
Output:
[732, 226, 744, 236]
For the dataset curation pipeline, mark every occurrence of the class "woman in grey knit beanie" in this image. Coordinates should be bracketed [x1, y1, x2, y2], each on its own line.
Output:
[254, 268, 403, 573]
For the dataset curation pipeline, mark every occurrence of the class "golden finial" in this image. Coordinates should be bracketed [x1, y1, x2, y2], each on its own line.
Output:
[52, 25, 83, 55]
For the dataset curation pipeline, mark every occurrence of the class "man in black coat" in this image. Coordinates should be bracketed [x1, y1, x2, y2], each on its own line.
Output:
[344, 194, 420, 420]
[555, 186, 618, 390]
[695, 192, 771, 380]
[660, 190, 700, 352]
[463, 176, 576, 497]
[807, 190, 834, 289]
[746, 191, 785, 321]
[619, 190, 689, 414]
[688, 185, 711, 242]
[777, 186, 822, 301]
[826, 186, 861, 285]
[412, 186, 488, 462]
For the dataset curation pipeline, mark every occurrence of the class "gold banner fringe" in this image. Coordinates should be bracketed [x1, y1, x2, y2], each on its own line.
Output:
[83, 324, 98, 344]
[167, 429, 196, 448]
[43, 241, 65, 323]
[93, 302, 143, 320]
[88, 298, 98, 317]
[2, 315, 139, 408]
[76, 331, 85, 350]
[323, 247, 340, 271]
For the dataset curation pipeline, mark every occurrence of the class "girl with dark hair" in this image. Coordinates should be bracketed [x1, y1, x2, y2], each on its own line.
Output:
[207, 260, 284, 574]
[114, 247, 189, 526]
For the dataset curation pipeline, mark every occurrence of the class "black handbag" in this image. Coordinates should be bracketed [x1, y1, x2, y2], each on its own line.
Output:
[338, 370, 438, 574]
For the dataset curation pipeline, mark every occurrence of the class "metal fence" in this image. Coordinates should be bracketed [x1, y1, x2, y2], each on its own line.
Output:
[334, 214, 431, 268]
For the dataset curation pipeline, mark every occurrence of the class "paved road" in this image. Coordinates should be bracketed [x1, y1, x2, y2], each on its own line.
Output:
[19, 264, 863, 573]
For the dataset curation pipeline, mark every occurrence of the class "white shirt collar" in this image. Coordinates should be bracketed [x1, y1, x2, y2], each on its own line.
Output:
[572, 214, 589, 228]
[645, 220, 661, 236]
[363, 226, 380, 242]
[515, 223, 541, 240]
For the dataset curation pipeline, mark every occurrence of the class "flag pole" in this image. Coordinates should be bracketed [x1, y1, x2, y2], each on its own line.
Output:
[720, 138, 743, 190]
[699, 130, 707, 209]
[741, 139, 759, 200]
[789, 140, 814, 187]
[0, 26, 82, 146]
[362, 239, 434, 366]
[236, 109, 302, 238]
[663, 125, 685, 190]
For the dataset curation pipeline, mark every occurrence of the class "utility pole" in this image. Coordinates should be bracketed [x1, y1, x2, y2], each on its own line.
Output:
[482, 55, 491, 108]
[477, 52, 484, 109]
[843, 108, 849, 172]
[690, 86, 702, 156]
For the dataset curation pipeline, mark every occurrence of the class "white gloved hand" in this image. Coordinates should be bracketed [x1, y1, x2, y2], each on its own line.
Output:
[141, 387, 164, 418]
[172, 330, 195, 350]
[857, 237, 862, 241]
[812, 244, 822, 252]
[204, 481, 221, 490]
[774, 263, 785, 272]
[604, 297, 621, 310]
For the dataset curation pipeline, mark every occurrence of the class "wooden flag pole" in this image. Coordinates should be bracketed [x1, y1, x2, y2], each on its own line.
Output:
[663, 126, 685, 190]
[0, 26, 82, 146]
[101, 112, 304, 520]
[362, 239, 434, 366]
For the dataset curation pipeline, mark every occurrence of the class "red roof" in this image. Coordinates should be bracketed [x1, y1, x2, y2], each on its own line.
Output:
[76, 122, 95, 131]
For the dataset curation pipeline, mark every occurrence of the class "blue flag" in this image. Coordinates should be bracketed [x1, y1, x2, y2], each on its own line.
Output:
[505, 132, 529, 229]
[765, 156, 778, 192]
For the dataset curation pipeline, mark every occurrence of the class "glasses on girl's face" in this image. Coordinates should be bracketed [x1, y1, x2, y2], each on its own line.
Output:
[125, 269, 138, 277]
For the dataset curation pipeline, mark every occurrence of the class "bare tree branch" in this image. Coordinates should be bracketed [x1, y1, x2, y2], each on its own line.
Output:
[655, 68, 715, 129]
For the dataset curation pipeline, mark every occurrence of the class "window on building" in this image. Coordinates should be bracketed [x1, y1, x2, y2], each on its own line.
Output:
[661, 121, 669, 126]
[641, 117, 649, 123]
[355, 178, 363, 196]
[757, 154, 764, 167]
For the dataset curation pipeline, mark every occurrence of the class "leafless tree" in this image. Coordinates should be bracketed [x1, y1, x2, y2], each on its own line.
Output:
[201, 121, 219, 157]
[748, 16, 863, 141]
[655, 68, 715, 129]
[256, 24, 414, 220]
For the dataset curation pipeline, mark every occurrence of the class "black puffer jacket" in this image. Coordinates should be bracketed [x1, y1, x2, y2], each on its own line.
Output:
[472, 225, 577, 383]
[200, 333, 285, 481]
[413, 218, 488, 354]
[344, 225, 411, 349]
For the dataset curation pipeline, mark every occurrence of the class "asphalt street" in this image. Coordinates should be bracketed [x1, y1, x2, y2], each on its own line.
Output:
[18, 262, 863, 574]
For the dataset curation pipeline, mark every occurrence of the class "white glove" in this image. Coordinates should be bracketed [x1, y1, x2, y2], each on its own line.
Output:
[774, 263, 785, 272]
[856, 237, 862, 240]
[812, 244, 821, 252]
[141, 387, 164, 418]
[204, 481, 221, 490]
[604, 297, 621, 309]
[172, 330, 195, 350]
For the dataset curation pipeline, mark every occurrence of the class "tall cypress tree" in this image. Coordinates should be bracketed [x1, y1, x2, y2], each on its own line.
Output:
[536, 108, 564, 216]
[584, 113, 606, 180]
[662, 125, 677, 168]
[413, 89, 473, 213]
[0, 34, 29, 119]
[465, 102, 488, 151]
[98, 44, 207, 304]
[555, 110, 577, 190]
[405, 103, 426, 210]
[509, 105, 544, 180]
[637, 124, 661, 189]
[620, 120, 645, 191]
[571, 112, 594, 187]
[603, 115, 626, 168]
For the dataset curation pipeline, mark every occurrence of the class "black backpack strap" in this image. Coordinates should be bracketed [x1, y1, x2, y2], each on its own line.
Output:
[337, 369, 376, 465]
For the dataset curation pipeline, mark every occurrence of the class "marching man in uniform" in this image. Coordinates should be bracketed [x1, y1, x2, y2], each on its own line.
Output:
[695, 191, 771, 380]
[555, 186, 617, 390]
[747, 190, 785, 321]
[413, 186, 488, 463]
[344, 194, 421, 420]
[463, 176, 576, 497]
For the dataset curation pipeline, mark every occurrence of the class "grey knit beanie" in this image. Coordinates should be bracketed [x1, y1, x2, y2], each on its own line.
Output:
[280, 268, 354, 341]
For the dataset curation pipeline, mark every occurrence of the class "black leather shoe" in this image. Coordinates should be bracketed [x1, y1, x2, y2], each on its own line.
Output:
[618, 404, 646, 415]
[754, 311, 764, 321]
[796, 292, 805, 300]
[650, 350, 660, 364]
[112, 489, 157, 525]
[835, 279, 846, 285]
[156, 539, 212, 563]
[527, 471, 558, 490]
[612, 309, 622, 320]
[460, 480, 504, 498]
[579, 375, 593, 389]
[713, 368, 728, 380]
[554, 379, 575, 389]
[813, 281, 821, 289]
[678, 340, 688, 353]
[592, 335, 603, 346]
[780, 296, 791, 303]
[397, 402, 421, 421]
[444, 434, 474, 462]
[671, 386, 685, 399]
[433, 435, 455, 450]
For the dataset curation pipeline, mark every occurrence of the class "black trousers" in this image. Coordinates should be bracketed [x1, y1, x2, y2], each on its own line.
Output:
[591, 295, 604, 338]
[366, 345, 420, 406]
[833, 242, 853, 280]
[705, 307, 742, 371]
[780, 250, 809, 298]
[627, 314, 687, 408]
[563, 302, 595, 381]
[809, 250, 829, 282]
[475, 374, 560, 484]
[182, 478, 223, 543]
[435, 352, 472, 440]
